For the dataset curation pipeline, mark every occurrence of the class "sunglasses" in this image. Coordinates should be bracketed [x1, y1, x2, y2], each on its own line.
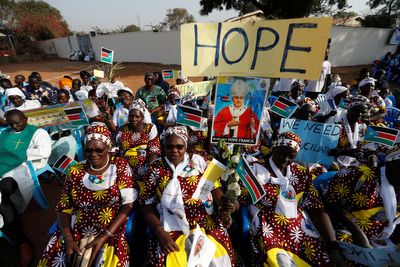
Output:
[84, 147, 108, 154]
[165, 144, 185, 150]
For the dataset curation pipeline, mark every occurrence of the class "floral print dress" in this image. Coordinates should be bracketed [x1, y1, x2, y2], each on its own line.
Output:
[139, 154, 235, 267]
[324, 166, 398, 242]
[116, 123, 161, 179]
[39, 157, 137, 267]
[243, 162, 331, 266]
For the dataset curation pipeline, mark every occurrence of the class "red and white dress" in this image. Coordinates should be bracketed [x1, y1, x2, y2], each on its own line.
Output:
[38, 157, 137, 267]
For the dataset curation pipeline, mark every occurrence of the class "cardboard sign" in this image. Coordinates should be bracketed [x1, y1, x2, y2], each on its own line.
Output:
[279, 119, 341, 165]
[211, 76, 268, 145]
[24, 103, 89, 127]
[100, 47, 114, 64]
[93, 69, 104, 78]
[181, 17, 332, 80]
[338, 241, 400, 267]
[175, 80, 215, 97]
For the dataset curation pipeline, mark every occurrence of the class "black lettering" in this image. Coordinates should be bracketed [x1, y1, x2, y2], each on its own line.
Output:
[251, 27, 279, 69]
[194, 23, 222, 66]
[222, 28, 249, 65]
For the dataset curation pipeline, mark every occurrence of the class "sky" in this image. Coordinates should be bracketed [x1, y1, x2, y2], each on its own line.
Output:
[43, 0, 370, 32]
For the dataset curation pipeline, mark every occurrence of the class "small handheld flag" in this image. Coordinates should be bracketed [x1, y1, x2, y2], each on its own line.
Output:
[64, 106, 89, 126]
[270, 96, 298, 118]
[53, 155, 77, 174]
[177, 104, 203, 128]
[338, 98, 349, 110]
[162, 69, 174, 80]
[236, 156, 266, 204]
[364, 126, 399, 147]
[100, 47, 114, 64]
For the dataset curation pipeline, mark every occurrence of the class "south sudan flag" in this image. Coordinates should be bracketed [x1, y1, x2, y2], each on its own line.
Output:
[236, 156, 265, 204]
[364, 126, 399, 147]
[177, 104, 203, 128]
[270, 96, 298, 118]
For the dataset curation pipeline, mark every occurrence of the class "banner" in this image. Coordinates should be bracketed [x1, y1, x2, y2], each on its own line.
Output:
[279, 119, 341, 165]
[211, 76, 268, 145]
[175, 80, 215, 97]
[338, 241, 400, 267]
[181, 17, 332, 80]
[24, 103, 89, 127]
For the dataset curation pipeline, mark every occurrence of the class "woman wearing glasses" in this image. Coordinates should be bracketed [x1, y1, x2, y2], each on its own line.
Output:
[140, 126, 236, 267]
[39, 122, 137, 267]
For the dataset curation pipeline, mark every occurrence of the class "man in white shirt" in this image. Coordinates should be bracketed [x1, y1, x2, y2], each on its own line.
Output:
[305, 55, 332, 99]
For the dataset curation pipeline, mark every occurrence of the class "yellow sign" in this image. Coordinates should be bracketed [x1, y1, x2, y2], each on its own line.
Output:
[181, 17, 332, 80]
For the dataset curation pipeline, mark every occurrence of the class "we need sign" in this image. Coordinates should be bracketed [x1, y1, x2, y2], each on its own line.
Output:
[181, 17, 332, 80]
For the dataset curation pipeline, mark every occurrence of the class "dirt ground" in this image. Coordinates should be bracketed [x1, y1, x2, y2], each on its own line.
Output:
[0, 59, 372, 263]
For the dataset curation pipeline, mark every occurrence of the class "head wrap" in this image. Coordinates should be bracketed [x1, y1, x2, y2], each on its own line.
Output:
[359, 77, 376, 88]
[5, 87, 26, 100]
[161, 126, 189, 146]
[117, 87, 133, 96]
[84, 122, 112, 147]
[230, 79, 248, 97]
[168, 87, 181, 98]
[129, 99, 147, 116]
[273, 132, 302, 152]
[385, 148, 400, 162]
[290, 80, 305, 90]
[59, 77, 72, 90]
[348, 95, 370, 110]
[326, 85, 348, 101]
[179, 92, 198, 108]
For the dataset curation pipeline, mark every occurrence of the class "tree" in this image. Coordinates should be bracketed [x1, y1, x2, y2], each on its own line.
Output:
[163, 8, 195, 31]
[199, 0, 348, 19]
[11, 0, 70, 40]
[123, 24, 141, 32]
[363, 0, 399, 28]
[368, 0, 400, 17]
[0, 0, 17, 30]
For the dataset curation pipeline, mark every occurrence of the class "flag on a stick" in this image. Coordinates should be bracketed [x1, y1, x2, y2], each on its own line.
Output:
[177, 105, 202, 128]
[364, 126, 399, 147]
[270, 96, 298, 118]
[236, 156, 265, 204]
[162, 69, 174, 80]
[100, 47, 113, 64]
[53, 155, 77, 174]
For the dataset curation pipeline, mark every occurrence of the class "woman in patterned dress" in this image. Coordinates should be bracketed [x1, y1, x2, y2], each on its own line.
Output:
[324, 150, 400, 247]
[140, 126, 236, 267]
[244, 132, 345, 266]
[39, 123, 137, 267]
[116, 99, 161, 179]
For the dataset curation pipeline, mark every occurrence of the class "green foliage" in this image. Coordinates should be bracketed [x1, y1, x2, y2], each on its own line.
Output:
[364, 0, 399, 28]
[123, 24, 141, 32]
[199, 0, 348, 18]
[163, 8, 195, 31]
[368, 0, 400, 16]
[362, 13, 397, 28]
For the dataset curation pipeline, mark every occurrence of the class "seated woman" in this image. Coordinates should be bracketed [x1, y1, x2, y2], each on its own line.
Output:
[39, 123, 137, 266]
[157, 87, 180, 129]
[140, 126, 236, 266]
[324, 149, 400, 247]
[330, 95, 371, 168]
[244, 132, 345, 266]
[116, 99, 161, 178]
[315, 85, 349, 124]
[4, 87, 41, 112]
[88, 88, 115, 129]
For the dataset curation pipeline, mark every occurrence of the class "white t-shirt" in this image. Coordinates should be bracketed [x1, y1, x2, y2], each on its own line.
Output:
[272, 78, 296, 92]
[305, 60, 331, 93]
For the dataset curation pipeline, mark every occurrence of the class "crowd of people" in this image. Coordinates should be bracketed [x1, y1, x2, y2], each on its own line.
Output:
[0, 50, 400, 267]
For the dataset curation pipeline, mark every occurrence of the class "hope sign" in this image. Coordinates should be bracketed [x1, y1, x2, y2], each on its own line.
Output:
[181, 17, 332, 80]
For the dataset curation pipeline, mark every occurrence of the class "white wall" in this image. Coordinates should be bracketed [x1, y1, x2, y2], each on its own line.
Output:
[36, 26, 398, 67]
[329, 26, 397, 66]
[90, 31, 181, 65]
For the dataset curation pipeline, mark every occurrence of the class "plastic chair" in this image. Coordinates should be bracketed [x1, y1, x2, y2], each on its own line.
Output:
[268, 96, 278, 106]
[384, 107, 400, 128]
[386, 95, 397, 108]
[74, 126, 85, 162]
[313, 171, 338, 196]
[241, 205, 250, 244]
[0, 230, 15, 246]
[27, 161, 49, 209]
[36, 163, 63, 186]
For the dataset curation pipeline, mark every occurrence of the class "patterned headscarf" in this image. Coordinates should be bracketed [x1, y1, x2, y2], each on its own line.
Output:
[348, 95, 370, 110]
[161, 126, 189, 146]
[273, 132, 302, 152]
[299, 97, 317, 112]
[168, 87, 181, 98]
[129, 99, 147, 116]
[85, 122, 112, 147]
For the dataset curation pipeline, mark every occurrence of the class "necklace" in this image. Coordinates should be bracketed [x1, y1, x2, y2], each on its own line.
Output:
[89, 156, 110, 171]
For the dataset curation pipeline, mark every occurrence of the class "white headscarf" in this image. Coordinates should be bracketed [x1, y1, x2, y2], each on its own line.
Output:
[325, 85, 347, 101]
[5, 87, 26, 100]
[358, 77, 376, 88]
